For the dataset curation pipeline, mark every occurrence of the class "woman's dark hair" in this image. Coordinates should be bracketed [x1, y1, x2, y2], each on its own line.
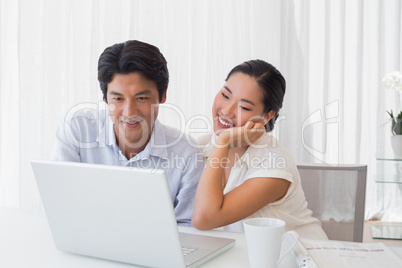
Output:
[225, 59, 286, 132]
[97, 40, 169, 102]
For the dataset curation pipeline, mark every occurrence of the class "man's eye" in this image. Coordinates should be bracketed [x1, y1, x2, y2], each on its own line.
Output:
[113, 97, 123, 101]
[137, 97, 149, 101]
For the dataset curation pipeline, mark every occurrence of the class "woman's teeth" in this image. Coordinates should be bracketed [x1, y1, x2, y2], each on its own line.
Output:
[218, 116, 234, 127]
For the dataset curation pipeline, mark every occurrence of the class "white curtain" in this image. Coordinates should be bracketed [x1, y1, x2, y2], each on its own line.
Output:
[0, 0, 401, 221]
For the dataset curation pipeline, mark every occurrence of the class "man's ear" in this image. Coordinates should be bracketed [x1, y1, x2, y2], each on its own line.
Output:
[104, 90, 109, 104]
[160, 92, 167, 104]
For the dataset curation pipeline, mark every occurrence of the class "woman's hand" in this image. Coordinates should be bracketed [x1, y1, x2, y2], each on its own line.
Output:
[216, 121, 265, 148]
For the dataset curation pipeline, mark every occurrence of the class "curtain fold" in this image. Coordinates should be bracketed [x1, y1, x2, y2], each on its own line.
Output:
[0, 0, 401, 220]
[0, 0, 21, 207]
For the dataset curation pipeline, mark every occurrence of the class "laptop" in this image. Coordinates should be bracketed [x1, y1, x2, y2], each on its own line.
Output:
[31, 160, 235, 267]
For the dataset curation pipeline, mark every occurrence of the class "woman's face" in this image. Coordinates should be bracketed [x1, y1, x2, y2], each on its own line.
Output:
[212, 72, 269, 134]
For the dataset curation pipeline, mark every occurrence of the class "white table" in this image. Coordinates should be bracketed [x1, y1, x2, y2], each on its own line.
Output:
[1, 207, 401, 267]
[0, 207, 251, 268]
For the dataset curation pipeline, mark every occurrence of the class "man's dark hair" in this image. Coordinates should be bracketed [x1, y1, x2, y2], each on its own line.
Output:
[226, 59, 286, 132]
[97, 40, 169, 102]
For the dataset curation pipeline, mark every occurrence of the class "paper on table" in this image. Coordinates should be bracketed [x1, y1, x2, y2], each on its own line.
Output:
[279, 234, 319, 268]
[301, 239, 402, 268]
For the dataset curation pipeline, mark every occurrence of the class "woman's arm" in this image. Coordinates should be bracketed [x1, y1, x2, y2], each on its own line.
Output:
[192, 122, 291, 230]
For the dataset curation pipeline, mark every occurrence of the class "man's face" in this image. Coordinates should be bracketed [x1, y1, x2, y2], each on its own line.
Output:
[106, 72, 166, 150]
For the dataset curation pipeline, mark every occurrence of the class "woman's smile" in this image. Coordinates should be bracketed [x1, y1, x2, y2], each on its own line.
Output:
[217, 115, 235, 128]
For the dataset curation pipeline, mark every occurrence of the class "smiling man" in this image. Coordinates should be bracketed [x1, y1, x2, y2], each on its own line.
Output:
[106, 72, 164, 157]
[52, 40, 203, 225]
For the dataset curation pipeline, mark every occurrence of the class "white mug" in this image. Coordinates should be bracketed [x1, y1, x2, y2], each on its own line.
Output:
[243, 218, 298, 268]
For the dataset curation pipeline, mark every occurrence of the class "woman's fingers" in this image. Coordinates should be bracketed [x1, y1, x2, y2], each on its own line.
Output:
[216, 121, 265, 149]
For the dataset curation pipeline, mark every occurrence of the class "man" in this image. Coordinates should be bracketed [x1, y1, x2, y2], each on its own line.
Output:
[52, 40, 203, 225]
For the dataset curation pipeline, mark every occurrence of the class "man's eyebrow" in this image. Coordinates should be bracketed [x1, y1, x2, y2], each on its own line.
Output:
[108, 89, 153, 96]
[223, 86, 255, 106]
[134, 89, 152, 96]
[109, 90, 123, 96]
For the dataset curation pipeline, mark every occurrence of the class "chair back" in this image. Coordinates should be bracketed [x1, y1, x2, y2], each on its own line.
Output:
[297, 163, 367, 242]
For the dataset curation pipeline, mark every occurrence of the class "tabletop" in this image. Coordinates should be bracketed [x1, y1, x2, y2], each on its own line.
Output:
[0, 207, 252, 268]
[1, 207, 401, 267]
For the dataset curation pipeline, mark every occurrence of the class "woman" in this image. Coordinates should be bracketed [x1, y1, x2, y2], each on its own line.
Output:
[192, 60, 328, 240]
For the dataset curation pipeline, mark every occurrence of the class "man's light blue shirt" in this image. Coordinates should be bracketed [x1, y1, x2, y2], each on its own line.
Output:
[52, 108, 203, 226]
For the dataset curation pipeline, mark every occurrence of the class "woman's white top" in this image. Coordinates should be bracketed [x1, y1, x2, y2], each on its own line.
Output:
[198, 133, 328, 240]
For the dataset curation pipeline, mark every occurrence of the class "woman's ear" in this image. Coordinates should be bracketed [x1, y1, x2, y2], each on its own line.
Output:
[263, 110, 276, 124]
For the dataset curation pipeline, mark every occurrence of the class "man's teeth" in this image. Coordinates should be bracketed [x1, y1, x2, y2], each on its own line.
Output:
[125, 121, 139, 125]
[218, 116, 234, 127]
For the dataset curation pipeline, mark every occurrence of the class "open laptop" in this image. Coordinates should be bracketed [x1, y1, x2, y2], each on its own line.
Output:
[31, 160, 235, 267]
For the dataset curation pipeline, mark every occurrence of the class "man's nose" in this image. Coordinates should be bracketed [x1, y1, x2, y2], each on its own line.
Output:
[123, 100, 137, 117]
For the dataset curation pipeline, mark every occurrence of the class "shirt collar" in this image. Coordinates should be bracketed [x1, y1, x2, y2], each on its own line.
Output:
[140, 119, 169, 159]
[97, 109, 117, 147]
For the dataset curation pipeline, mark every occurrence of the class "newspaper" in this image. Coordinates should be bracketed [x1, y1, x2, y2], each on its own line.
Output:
[297, 239, 402, 268]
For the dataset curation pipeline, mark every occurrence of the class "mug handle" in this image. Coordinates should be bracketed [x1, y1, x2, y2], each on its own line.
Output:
[277, 231, 299, 266]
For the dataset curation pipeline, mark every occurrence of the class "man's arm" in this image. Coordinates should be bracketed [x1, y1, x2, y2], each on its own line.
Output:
[174, 150, 204, 226]
[51, 118, 81, 162]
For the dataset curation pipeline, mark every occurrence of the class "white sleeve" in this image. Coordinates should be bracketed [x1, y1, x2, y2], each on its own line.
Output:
[244, 147, 296, 183]
[246, 168, 294, 182]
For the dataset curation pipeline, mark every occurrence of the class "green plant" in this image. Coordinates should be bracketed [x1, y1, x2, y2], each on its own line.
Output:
[387, 110, 402, 135]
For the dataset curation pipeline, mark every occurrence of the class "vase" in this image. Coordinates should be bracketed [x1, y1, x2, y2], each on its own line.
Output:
[391, 135, 402, 158]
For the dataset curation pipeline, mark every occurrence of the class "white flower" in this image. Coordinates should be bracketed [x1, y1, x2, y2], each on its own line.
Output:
[383, 71, 402, 92]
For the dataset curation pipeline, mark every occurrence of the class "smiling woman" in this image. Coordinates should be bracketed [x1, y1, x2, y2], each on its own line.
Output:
[192, 60, 328, 240]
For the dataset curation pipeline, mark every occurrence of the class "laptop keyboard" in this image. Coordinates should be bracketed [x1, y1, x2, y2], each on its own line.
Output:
[182, 247, 197, 256]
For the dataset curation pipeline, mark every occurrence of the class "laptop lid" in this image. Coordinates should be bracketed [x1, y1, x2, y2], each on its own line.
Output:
[31, 160, 235, 268]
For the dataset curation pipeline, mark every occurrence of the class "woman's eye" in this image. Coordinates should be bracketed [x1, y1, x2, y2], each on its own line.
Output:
[240, 106, 251, 111]
[221, 92, 229, 99]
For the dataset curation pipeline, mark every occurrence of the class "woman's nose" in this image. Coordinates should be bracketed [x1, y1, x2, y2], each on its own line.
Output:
[220, 101, 237, 118]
